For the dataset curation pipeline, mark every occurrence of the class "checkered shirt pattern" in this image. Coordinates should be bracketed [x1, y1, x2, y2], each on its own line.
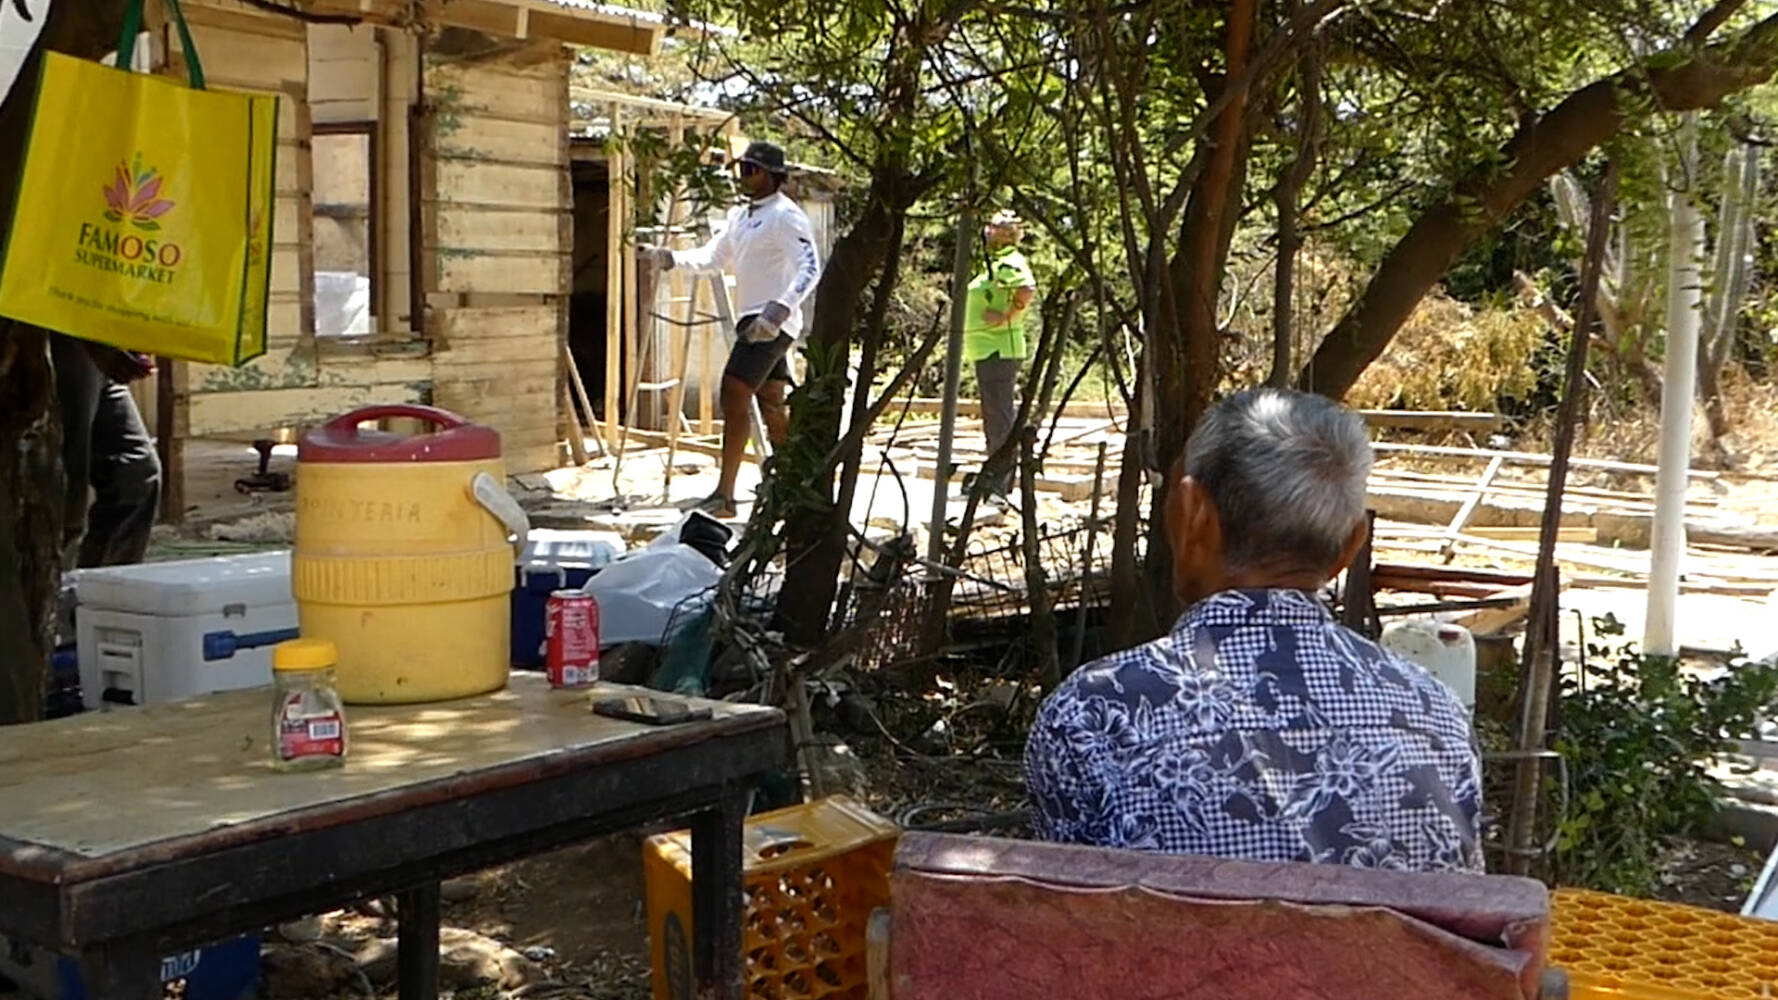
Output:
[1025, 588, 1484, 873]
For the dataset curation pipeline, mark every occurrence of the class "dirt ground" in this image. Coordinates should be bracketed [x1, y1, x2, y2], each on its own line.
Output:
[139, 381, 1778, 998]
[255, 665, 1763, 1000]
[276, 762, 1762, 1000]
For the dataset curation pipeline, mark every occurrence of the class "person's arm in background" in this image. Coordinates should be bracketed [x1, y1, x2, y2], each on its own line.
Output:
[81, 342, 153, 383]
[752, 208, 821, 337]
[638, 207, 739, 273]
[981, 255, 1036, 327]
[668, 208, 739, 272]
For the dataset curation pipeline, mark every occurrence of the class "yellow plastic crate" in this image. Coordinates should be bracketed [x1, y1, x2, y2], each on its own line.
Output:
[644, 795, 899, 1000]
[1552, 888, 1778, 1000]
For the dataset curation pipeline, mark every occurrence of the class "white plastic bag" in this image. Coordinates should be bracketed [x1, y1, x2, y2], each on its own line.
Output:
[586, 543, 721, 647]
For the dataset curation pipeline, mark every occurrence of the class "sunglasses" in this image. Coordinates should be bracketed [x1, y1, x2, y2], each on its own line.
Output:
[737, 161, 764, 176]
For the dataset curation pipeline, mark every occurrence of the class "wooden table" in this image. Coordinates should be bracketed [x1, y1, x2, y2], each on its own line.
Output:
[0, 676, 786, 1000]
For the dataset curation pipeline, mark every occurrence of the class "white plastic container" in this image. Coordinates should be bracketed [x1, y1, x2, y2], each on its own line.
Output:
[1380, 619, 1477, 711]
[74, 551, 296, 710]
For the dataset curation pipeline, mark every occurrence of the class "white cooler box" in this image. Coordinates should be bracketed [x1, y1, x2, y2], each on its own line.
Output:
[75, 551, 296, 710]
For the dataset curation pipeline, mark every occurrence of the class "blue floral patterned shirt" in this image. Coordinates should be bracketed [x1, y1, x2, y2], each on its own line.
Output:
[1025, 588, 1484, 872]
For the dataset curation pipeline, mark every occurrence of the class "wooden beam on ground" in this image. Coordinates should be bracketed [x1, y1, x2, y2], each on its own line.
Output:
[1570, 574, 1776, 597]
[1452, 586, 1534, 636]
[1688, 522, 1778, 552]
[1373, 441, 1719, 480]
[860, 458, 1107, 501]
[1357, 410, 1504, 432]
[1380, 524, 1599, 544]
[888, 397, 1124, 420]
[881, 398, 1500, 431]
[1441, 454, 1505, 560]
[1371, 563, 1534, 587]
[1371, 575, 1515, 600]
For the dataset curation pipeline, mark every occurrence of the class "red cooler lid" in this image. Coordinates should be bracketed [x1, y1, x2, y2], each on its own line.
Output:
[298, 404, 502, 463]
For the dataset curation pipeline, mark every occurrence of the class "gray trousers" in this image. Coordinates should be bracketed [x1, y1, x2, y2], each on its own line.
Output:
[52, 335, 161, 569]
[975, 356, 1022, 492]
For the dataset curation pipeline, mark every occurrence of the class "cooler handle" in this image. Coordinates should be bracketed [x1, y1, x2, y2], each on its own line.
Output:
[320, 404, 469, 441]
[471, 472, 531, 556]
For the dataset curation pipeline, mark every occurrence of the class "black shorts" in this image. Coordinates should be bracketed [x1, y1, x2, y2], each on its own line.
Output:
[724, 318, 795, 389]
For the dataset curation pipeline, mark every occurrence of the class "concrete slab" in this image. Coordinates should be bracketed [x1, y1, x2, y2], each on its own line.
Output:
[1557, 588, 1778, 660]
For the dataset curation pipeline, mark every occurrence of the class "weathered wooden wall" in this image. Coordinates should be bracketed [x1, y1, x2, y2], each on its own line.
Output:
[421, 50, 571, 474]
[168, 3, 428, 440]
[150, 4, 591, 477]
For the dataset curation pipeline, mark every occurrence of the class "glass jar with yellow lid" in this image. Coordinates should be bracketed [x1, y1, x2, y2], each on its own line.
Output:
[270, 638, 347, 771]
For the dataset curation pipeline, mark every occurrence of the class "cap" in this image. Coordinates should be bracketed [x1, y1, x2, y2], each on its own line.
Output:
[987, 209, 1024, 229]
[737, 140, 789, 176]
[274, 637, 337, 672]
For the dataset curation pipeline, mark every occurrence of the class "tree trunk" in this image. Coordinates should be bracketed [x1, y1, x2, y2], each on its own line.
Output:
[1107, 0, 1256, 648]
[0, 0, 133, 726]
[1269, 2, 1320, 389]
[774, 188, 908, 647]
[1297, 12, 1778, 400]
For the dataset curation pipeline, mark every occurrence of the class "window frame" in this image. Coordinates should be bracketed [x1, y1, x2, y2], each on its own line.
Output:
[311, 120, 380, 329]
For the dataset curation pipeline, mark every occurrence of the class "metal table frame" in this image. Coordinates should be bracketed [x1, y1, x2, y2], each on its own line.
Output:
[0, 709, 785, 1000]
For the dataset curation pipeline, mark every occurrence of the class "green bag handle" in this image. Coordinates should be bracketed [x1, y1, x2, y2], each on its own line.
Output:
[116, 0, 205, 90]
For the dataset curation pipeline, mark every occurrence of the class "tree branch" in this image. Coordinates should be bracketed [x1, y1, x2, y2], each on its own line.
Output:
[1297, 9, 1778, 399]
[1686, 0, 1749, 46]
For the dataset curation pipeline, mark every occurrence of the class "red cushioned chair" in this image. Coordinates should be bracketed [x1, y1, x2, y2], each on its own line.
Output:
[868, 832, 1566, 1000]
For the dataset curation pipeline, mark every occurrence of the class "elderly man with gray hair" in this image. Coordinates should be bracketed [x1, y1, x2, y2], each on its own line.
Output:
[1025, 388, 1482, 873]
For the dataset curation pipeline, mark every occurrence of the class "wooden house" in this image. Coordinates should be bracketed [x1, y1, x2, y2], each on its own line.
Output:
[133, 0, 679, 512]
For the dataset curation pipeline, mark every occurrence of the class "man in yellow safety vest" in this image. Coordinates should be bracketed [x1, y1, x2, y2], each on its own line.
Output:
[962, 210, 1037, 498]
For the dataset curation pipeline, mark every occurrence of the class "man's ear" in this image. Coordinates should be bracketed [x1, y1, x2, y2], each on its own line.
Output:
[1328, 517, 1370, 577]
[1169, 474, 1222, 600]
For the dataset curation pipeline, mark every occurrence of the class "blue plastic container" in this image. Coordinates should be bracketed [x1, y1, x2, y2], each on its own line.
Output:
[51, 934, 259, 1000]
[509, 529, 622, 668]
[511, 563, 597, 668]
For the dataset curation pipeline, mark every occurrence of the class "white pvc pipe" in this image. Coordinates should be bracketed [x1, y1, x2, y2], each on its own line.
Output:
[1646, 124, 1706, 657]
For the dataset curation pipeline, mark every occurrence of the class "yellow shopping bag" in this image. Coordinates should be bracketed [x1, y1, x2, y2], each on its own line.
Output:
[0, 0, 277, 366]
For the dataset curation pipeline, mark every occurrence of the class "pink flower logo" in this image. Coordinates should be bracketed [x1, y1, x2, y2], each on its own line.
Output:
[102, 154, 175, 232]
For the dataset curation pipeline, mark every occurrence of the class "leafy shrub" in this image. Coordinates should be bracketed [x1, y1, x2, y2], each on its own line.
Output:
[1551, 615, 1778, 895]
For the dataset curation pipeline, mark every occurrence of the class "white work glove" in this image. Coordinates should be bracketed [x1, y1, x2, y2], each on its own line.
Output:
[746, 301, 791, 341]
[637, 244, 675, 270]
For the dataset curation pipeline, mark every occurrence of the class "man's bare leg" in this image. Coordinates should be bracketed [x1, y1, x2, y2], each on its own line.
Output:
[758, 379, 789, 447]
[714, 373, 754, 515]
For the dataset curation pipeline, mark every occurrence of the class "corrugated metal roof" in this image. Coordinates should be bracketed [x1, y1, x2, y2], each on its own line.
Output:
[528, 0, 738, 36]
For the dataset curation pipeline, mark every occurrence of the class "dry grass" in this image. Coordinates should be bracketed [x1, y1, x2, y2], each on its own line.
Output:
[1518, 367, 1778, 470]
[1345, 293, 1547, 413]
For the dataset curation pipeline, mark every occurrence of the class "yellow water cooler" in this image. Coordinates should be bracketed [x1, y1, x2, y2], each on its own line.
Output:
[293, 404, 529, 704]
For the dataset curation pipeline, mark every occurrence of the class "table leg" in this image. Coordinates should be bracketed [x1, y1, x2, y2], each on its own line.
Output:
[74, 943, 161, 1000]
[690, 784, 750, 1000]
[398, 882, 442, 1000]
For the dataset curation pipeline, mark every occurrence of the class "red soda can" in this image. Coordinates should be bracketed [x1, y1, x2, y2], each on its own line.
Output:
[545, 589, 601, 688]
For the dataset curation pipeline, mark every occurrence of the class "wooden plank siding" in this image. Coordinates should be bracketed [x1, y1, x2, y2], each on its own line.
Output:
[159, 4, 575, 477]
[168, 5, 326, 434]
[423, 55, 571, 473]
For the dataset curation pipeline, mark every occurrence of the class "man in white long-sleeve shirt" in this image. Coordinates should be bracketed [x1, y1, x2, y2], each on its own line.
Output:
[640, 141, 822, 518]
